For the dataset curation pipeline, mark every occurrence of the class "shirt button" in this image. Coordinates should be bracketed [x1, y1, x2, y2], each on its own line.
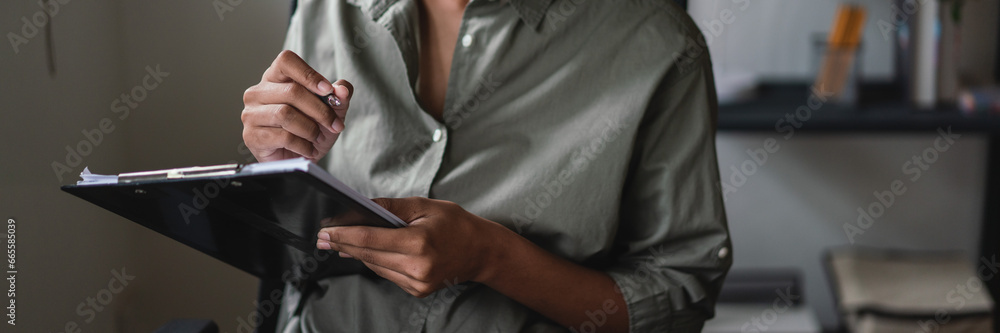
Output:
[461, 34, 473, 47]
[717, 247, 729, 259]
[432, 128, 443, 142]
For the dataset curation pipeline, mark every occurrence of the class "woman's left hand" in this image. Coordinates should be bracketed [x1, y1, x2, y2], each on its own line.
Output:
[317, 197, 512, 297]
[318, 197, 630, 332]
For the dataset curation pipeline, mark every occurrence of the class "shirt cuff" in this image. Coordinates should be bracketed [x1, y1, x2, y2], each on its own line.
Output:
[607, 267, 711, 332]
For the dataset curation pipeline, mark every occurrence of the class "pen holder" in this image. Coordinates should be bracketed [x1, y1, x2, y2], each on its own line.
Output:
[813, 34, 863, 107]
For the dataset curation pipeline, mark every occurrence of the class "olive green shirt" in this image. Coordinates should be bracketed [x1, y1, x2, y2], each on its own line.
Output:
[279, 0, 732, 332]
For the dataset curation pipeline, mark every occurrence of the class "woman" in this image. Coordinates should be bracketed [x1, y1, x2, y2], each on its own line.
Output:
[241, 0, 731, 331]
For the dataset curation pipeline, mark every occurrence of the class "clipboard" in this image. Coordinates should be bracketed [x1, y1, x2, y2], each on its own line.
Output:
[61, 158, 406, 278]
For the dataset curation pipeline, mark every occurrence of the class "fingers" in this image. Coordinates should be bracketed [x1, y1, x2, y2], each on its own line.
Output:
[317, 223, 444, 283]
[241, 103, 337, 161]
[332, 79, 354, 99]
[263, 50, 334, 96]
[242, 104, 322, 145]
[324, 242, 420, 278]
[318, 225, 413, 254]
[329, 80, 354, 132]
[241, 51, 354, 163]
[317, 230, 436, 283]
[326, 240, 439, 295]
[242, 126, 317, 160]
[360, 261, 436, 298]
[245, 81, 338, 134]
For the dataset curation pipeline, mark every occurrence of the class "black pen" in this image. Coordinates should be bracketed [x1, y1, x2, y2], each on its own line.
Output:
[322, 92, 342, 108]
[321, 87, 344, 133]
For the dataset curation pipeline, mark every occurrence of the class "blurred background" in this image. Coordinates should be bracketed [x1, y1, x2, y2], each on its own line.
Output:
[0, 0, 997, 332]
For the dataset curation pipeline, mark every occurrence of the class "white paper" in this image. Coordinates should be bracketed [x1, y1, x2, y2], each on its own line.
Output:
[78, 167, 119, 185]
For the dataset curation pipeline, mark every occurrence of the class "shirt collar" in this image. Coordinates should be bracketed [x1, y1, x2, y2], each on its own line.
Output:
[348, 0, 554, 30]
[506, 0, 554, 29]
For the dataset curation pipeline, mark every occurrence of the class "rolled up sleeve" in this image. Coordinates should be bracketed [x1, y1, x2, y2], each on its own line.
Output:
[606, 44, 732, 332]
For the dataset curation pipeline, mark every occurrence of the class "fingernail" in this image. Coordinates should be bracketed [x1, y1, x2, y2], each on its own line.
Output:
[332, 119, 345, 133]
[318, 81, 333, 94]
[317, 241, 331, 250]
[327, 94, 342, 107]
[317, 231, 330, 241]
[339, 252, 354, 258]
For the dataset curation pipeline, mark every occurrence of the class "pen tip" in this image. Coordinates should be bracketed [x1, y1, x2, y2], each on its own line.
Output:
[327, 95, 342, 107]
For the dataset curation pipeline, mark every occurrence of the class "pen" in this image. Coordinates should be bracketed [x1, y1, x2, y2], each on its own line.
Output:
[322, 92, 342, 108]
[321, 83, 343, 133]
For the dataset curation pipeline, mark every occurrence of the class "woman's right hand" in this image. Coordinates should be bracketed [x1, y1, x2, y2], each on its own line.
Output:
[242, 50, 353, 162]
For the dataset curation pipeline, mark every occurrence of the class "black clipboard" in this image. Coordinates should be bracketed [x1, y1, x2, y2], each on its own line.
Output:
[61, 158, 405, 279]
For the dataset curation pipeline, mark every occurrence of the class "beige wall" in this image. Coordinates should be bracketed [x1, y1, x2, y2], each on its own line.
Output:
[2, 0, 131, 331]
[114, 1, 291, 332]
[1, 0, 288, 332]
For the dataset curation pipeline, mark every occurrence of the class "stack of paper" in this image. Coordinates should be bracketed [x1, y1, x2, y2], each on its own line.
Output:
[78, 167, 118, 185]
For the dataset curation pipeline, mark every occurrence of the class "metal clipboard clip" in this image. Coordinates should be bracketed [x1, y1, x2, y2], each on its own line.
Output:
[118, 164, 243, 183]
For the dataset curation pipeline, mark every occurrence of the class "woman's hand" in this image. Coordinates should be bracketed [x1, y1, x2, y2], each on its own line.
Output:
[316, 197, 512, 297]
[317, 197, 629, 331]
[241, 50, 353, 162]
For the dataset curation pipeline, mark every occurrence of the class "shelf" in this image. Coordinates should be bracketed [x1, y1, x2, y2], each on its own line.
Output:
[718, 84, 1000, 133]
